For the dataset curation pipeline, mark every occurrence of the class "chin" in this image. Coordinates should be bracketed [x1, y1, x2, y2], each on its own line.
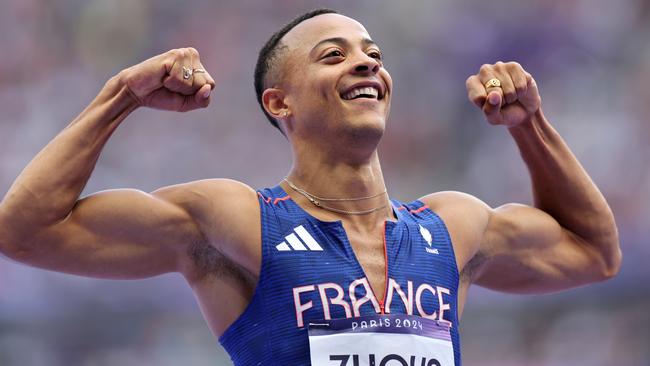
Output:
[341, 116, 386, 144]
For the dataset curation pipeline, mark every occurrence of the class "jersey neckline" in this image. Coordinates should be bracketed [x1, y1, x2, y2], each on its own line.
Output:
[270, 183, 406, 225]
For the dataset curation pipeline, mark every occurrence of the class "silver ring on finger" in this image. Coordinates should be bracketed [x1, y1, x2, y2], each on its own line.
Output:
[182, 66, 193, 80]
[192, 68, 206, 75]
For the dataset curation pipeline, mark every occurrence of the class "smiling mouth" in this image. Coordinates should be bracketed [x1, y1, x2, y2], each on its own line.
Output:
[341, 86, 381, 101]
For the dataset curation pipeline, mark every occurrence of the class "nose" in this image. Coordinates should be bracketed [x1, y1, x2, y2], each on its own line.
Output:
[351, 54, 380, 75]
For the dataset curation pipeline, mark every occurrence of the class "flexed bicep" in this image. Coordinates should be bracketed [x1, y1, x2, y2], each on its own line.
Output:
[471, 204, 613, 294]
[8, 186, 205, 279]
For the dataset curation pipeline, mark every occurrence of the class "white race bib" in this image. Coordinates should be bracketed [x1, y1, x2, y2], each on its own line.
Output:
[308, 314, 454, 366]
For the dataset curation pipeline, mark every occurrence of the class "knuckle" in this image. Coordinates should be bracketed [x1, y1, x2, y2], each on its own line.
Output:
[186, 47, 199, 57]
[166, 49, 181, 61]
[506, 61, 522, 70]
[479, 64, 492, 73]
[118, 67, 134, 83]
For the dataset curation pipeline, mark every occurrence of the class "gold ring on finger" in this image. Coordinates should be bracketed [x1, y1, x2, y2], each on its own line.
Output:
[484, 78, 501, 89]
[182, 66, 193, 80]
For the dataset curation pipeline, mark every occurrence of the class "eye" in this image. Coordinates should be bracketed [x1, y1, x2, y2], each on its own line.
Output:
[324, 49, 344, 58]
[368, 50, 383, 60]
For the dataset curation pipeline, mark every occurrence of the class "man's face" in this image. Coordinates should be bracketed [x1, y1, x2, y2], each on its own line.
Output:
[279, 14, 393, 142]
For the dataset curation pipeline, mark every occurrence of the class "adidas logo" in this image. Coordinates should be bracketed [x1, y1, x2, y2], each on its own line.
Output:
[276, 225, 324, 252]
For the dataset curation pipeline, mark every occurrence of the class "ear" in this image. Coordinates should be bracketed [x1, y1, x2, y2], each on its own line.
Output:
[262, 88, 291, 121]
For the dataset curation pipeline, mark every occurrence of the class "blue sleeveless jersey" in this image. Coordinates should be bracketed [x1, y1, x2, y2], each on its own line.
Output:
[219, 185, 461, 365]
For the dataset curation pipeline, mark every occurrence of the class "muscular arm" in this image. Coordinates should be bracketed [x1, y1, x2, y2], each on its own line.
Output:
[0, 48, 236, 279]
[474, 112, 620, 293]
[458, 62, 621, 294]
[4, 186, 204, 279]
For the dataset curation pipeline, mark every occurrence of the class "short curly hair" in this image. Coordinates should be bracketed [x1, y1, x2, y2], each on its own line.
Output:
[254, 8, 339, 132]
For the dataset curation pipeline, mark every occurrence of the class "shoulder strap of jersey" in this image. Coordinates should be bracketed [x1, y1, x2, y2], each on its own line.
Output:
[257, 186, 293, 248]
[396, 199, 456, 256]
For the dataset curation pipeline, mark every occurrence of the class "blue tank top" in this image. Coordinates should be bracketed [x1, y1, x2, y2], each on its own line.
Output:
[219, 185, 461, 365]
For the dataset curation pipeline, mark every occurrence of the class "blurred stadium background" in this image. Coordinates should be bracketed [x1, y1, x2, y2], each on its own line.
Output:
[1, 0, 648, 365]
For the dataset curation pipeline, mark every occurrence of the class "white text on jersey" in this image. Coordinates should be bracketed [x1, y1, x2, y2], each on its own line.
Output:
[292, 277, 452, 328]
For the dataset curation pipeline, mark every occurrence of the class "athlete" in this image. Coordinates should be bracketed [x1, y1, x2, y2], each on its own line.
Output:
[0, 9, 621, 365]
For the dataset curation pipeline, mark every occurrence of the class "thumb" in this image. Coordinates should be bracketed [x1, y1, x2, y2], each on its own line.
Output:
[193, 84, 212, 106]
[482, 91, 503, 124]
[177, 84, 212, 111]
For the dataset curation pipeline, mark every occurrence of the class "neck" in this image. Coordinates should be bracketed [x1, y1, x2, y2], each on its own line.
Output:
[283, 150, 395, 228]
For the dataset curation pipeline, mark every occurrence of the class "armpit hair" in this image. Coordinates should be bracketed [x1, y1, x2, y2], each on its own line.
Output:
[461, 249, 489, 283]
[187, 240, 250, 282]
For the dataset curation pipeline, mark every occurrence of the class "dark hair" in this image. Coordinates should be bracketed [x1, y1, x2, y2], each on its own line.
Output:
[254, 8, 339, 132]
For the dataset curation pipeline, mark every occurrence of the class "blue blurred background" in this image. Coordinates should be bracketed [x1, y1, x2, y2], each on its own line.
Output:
[1, 0, 648, 365]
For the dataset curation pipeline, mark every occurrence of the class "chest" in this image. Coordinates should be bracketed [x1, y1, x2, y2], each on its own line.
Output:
[343, 225, 388, 303]
[268, 217, 459, 314]
[222, 212, 463, 366]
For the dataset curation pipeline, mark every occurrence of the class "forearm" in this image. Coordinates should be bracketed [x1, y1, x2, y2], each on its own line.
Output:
[0, 73, 137, 246]
[509, 109, 620, 270]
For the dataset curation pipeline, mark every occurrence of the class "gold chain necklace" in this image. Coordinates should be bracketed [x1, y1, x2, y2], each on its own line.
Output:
[284, 178, 388, 215]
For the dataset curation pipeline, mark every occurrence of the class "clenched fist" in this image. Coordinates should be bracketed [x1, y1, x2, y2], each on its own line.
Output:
[466, 62, 541, 127]
[120, 48, 216, 112]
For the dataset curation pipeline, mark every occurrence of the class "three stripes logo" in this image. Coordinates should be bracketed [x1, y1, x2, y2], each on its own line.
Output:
[276, 225, 324, 252]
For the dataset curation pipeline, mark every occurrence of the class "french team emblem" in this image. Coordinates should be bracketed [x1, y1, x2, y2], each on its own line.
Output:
[419, 224, 432, 246]
[419, 225, 438, 254]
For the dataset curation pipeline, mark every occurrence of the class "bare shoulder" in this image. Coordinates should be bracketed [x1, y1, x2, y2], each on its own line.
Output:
[420, 191, 490, 218]
[153, 178, 261, 277]
[419, 191, 492, 271]
[152, 178, 258, 215]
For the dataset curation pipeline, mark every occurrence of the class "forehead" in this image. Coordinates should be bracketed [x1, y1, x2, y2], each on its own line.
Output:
[282, 13, 372, 52]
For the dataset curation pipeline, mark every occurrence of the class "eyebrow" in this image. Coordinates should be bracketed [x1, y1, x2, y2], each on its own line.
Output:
[309, 36, 378, 56]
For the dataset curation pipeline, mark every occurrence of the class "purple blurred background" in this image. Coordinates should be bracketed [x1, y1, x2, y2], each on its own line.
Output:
[1, 0, 648, 365]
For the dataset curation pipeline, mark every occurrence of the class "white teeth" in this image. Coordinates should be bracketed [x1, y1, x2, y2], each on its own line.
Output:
[342, 86, 379, 100]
